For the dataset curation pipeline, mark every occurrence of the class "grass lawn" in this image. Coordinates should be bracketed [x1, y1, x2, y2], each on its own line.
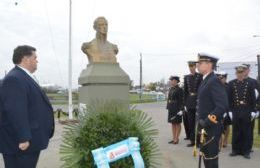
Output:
[47, 93, 160, 105]
[253, 119, 260, 148]
[129, 93, 158, 104]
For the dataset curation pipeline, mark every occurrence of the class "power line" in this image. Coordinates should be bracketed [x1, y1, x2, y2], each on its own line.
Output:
[43, 0, 65, 85]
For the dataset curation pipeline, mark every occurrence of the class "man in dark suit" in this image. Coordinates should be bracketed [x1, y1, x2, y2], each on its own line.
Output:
[184, 61, 202, 147]
[0, 45, 54, 168]
[228, 65, 257, 159]
[196, 53, 229, 168]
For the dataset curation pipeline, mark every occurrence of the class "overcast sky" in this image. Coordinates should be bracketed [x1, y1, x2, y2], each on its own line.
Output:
[1, 0, 260, 88]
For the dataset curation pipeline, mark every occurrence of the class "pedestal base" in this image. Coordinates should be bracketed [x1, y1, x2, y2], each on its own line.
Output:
[78, 63, 130, 106]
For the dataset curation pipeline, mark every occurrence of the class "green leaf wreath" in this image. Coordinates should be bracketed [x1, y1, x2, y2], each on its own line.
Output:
[60, 101, 160, 168]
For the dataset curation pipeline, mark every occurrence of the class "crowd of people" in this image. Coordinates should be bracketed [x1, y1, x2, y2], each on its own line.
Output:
[166, 53, 260, 168]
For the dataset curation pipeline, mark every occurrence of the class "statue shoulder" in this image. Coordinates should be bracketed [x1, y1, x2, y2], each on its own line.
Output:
[81, 40, 95, 51]
[81, 42, 90, 51]
[111, 43, 118, 54]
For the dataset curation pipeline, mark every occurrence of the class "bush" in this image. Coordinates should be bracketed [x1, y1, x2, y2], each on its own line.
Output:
[60, 101, 160, 168]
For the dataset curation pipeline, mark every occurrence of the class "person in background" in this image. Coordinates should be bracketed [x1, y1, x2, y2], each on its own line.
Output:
[184, 61, 202, 147]
[242, 63, 260, 152]
[216, 71, 231, 149]
[167, 76, 184, 144]
[228, 65, 257, 159]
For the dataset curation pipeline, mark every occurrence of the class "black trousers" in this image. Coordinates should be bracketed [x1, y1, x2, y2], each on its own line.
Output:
[187, 108, 196, 142]
[3, 151, 40, 168]
[232, 118, 252, 155]
[183, 110, 190, 139]
[201, 124, 221, 168]
[204, 158, 218, 168]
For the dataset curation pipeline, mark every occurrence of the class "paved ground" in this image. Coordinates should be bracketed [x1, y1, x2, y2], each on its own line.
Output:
[1, 102, 260, 167]
[138, 102, 260, 168]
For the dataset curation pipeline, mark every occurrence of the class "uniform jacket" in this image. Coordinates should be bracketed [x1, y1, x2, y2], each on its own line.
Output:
[184, 73, 202, 109]
[197, 72, 229, 126]
[228, 78, 256, 122]
[167, 85, 184, 113]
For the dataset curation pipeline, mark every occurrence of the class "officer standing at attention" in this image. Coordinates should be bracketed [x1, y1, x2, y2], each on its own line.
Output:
[184, 61, 202, 147]
[196, 53, 228, 168]
[242, 63, 260, 152]
[228, 65, 257, 159]
[167, 76, 184, 145]
[216, 71, 231, 149]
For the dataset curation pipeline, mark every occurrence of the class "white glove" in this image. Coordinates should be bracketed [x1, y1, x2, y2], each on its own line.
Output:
[184, 106, 187, 111]
[256, 111, 260, 118]
[255, 89, 259, 98]
[223, 113, 227, 118]
[177, 111, 183, 116]
[251, 112, 256, 120]
[228, 112, 233, 120]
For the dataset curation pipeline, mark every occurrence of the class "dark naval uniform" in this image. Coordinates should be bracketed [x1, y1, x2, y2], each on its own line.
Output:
[197, 54, 228, 168]
[242, 63, 260, 151]
[184, 72, 202, 144]
[228, 78, 256, 157]
[167, 85, 184, 124]
[247, 76, 259, 151]
[197, 72, 228, 168]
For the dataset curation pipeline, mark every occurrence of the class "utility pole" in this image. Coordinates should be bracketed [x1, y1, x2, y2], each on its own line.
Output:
[139, 53, 143, 100]
[257, 55, 260, 135]
[68, 0, 73, 119]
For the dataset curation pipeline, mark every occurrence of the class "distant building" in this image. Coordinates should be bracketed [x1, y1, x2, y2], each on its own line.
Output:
[218, 61, 257, 81]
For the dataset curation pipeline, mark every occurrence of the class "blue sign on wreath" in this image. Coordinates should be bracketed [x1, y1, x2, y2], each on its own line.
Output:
[92, 137, 145, 168]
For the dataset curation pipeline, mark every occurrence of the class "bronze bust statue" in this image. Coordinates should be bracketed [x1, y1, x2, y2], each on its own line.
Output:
[81, 17, 118, 64]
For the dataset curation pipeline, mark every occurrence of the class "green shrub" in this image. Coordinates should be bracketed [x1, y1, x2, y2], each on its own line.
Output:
[60, 101, 160, 168]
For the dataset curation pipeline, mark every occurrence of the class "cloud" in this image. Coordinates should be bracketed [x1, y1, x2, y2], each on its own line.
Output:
[1, 0, 260, 87]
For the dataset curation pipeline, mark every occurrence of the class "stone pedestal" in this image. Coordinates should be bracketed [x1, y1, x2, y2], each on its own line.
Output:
[78, 63, 130, 106]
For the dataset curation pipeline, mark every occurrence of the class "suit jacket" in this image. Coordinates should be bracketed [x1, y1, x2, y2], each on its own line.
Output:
[0, 66, 54, 154]
[197, 72, 228, 127]
[184, 73, 202, 109]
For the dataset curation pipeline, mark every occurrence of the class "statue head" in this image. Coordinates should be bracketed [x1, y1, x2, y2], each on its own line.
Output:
[93, 17, 108, 35]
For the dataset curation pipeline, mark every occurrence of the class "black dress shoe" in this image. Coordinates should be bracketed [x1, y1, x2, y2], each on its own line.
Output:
[229, 152, 239, 157]
[243, 154, 250, 159]
[250, 149, 254, 153]
[187, 143, 195, 147]
[184, 137, 190, 140]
